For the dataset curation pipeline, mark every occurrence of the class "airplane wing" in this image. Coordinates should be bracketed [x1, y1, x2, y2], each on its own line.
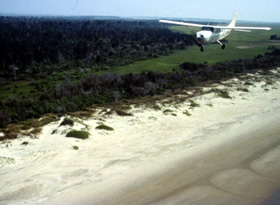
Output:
[225, 26, 271, 30]
[233, 29, 251, 32]
[159, 20, 207, 28]
[159, 20, 271, 31]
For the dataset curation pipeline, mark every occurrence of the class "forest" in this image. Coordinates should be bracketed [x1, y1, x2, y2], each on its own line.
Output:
[0, 17, 194, 79]
[0, 17, 280, 128]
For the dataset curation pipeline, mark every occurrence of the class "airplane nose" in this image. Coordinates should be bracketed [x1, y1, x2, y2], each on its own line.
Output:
[196, 34, 204, 38]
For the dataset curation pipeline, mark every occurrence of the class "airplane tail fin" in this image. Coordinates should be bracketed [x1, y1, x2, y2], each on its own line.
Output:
[228, 13, 237, 27]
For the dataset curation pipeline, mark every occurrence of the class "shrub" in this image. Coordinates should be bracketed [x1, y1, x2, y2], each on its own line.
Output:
[115, 109, 132, 116]
[152, 104, 161, 110]
[0, 110, 11, 128]
[189, 100, 200, 108]
[163, 109, 173, 114]
[21, 141, 29, 145]
[66, 130, 89, 139]
[237, 88, 249, 92]
[244, 81, 254, 86]
[96, 124, 114, 131]
[29, 127, 42, 135]
[0, 132, 17, 141]
[207, 103, 213, 107]
[72, 145, 79, 150]
[218, 90, 232, 99]
[60, 118, 74, 126]
[183, 110, 191, 116]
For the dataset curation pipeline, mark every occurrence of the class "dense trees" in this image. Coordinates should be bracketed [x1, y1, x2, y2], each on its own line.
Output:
[270, 35, 280, 40]
[0, 17, 195, 79]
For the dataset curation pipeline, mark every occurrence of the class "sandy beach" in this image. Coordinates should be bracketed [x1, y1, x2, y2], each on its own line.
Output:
[1, 69, 280, 205]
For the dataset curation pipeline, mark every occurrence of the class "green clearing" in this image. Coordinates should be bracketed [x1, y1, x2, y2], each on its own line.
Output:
[0, 81, 35, 100]
[0, 70, 87, 100]
[99, 23, 280, 75]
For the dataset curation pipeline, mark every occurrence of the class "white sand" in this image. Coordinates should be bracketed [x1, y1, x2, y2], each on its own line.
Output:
[1, 69, 280, 204]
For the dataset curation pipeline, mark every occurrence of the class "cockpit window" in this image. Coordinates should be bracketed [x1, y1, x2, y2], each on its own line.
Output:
[202, 27, 214, 32]
[214, 28, 221, 33]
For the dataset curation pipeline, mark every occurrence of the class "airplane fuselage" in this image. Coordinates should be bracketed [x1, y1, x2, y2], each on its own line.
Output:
[196, 27, 231, 45]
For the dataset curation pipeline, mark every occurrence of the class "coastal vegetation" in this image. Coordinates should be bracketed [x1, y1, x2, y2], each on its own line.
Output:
[217, 90, 232, 99]
[189, 100, 200, 108]
[66, 130, 89, 139]
[183, 110, 192, 116]
[96, 124, 114, 131]
[163, 109, 174, 114]
[0, 48, 280, 129]
[60, 118, 74, 126]
[72, 145, 79, 150]
[0, 16, 280, 133]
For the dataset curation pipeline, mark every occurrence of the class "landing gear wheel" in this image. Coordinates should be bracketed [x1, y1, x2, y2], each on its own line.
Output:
[221, 44, 226, 50]
[200, 46, 204, 52]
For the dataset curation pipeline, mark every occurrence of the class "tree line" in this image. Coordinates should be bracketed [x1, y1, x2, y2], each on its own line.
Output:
[1, 49, 280, 128]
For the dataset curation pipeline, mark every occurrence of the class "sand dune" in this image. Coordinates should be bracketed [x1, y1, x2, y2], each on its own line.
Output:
[1, 69, 280, 204]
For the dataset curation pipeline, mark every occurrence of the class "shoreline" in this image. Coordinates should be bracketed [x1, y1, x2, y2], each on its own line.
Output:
[1, 68, 280, 204]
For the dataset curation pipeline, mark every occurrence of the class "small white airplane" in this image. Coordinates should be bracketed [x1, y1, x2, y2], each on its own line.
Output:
[159, 14, 271, 52]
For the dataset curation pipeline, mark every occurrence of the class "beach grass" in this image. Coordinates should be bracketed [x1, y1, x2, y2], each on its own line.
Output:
[189, 100, 200, 108]
[96, 124, 114, 131]
[217, 90, 232, 99]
